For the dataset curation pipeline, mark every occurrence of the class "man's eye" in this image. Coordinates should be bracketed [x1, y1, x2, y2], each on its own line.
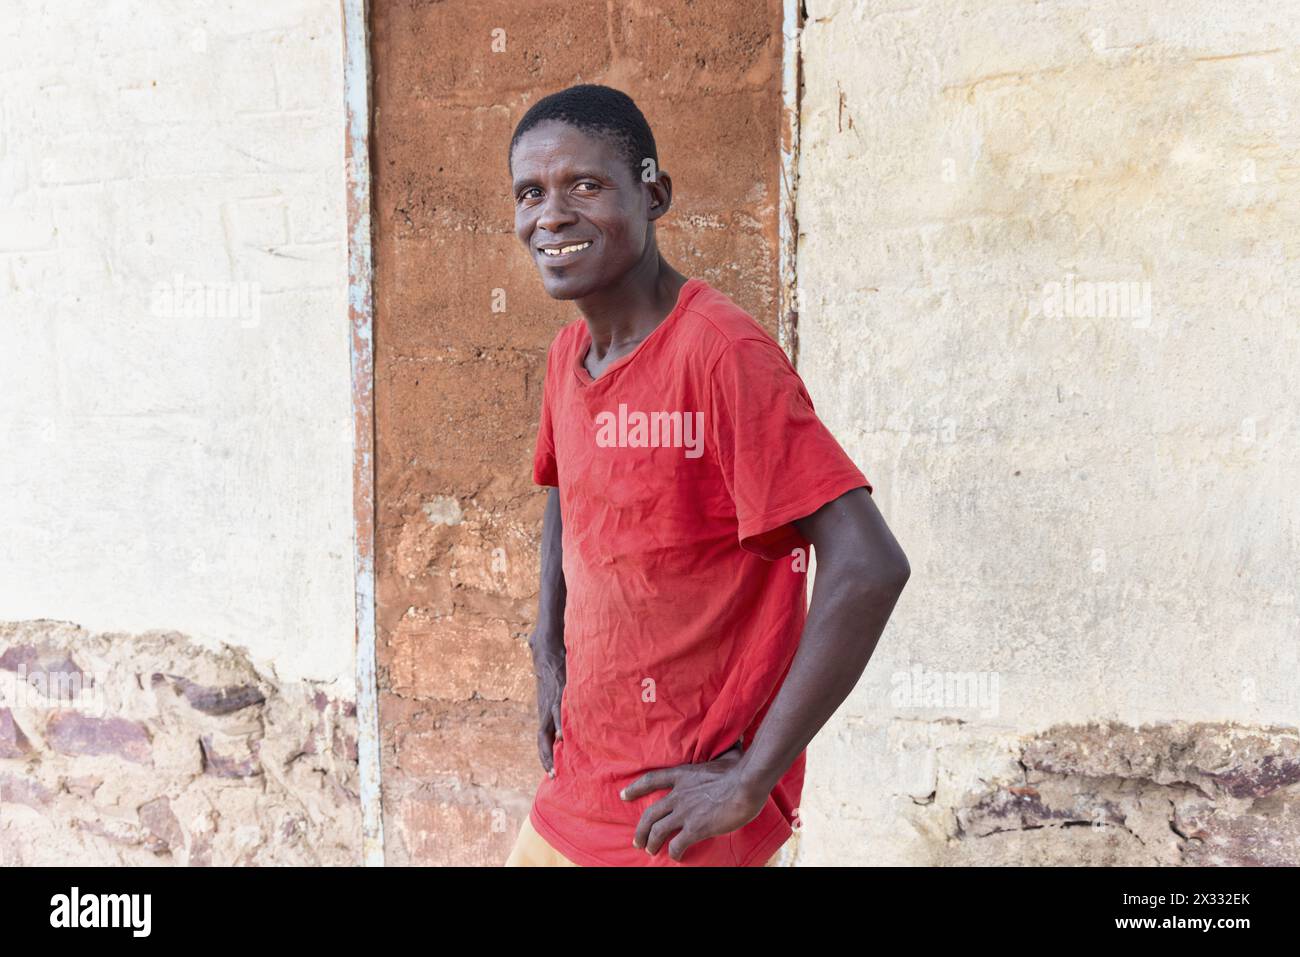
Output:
[518, 188, 542, 202]
[575, 182, 600, 192]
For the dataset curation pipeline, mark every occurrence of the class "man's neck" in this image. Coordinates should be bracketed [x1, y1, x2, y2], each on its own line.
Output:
[576, 254, 688, 362]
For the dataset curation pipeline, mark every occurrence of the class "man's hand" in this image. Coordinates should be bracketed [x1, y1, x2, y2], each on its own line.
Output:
[619, 742, 767, 861]
[529, 632, 566, 777]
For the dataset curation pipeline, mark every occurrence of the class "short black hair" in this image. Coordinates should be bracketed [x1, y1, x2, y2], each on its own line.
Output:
[509, 84, 658, 183]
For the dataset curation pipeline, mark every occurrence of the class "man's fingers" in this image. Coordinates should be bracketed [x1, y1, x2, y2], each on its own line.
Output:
[632, 796, 674, 850]
[620, 767, 677, 801]
[644, 811, 682, 856]
[551, 701, 562, 741]
[668, 826, 705, 862]
[537, 726, 554, 776]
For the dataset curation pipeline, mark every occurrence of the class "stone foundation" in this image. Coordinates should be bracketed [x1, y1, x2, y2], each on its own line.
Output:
[926, 721, 1299, 866]
[0, 620, 361, 866]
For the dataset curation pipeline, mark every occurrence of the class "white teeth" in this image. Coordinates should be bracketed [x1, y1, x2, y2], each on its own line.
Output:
[542, 242, 591, 256]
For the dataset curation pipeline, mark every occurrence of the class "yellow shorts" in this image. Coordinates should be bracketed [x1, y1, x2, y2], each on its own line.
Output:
[503, 814, 786, 866]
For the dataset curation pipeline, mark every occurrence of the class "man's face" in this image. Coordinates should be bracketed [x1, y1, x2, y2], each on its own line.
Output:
[511, 120, 650, 300]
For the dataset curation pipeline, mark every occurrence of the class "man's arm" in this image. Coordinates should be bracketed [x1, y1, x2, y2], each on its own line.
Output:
[622, 486, 909, 859]
[529, 486, 567, 777]
[733, 486, 908, 798]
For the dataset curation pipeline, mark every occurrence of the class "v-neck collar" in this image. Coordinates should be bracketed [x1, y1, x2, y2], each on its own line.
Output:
[572, 278, 703, 387]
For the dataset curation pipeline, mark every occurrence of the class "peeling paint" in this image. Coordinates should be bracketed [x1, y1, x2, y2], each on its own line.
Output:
[778, 0, 802, 363]
[343, 0, 384, 868]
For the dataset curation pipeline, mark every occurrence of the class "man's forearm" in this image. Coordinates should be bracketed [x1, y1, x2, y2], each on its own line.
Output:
[735, 544, 908, 800]
[531, 486, 567, 649]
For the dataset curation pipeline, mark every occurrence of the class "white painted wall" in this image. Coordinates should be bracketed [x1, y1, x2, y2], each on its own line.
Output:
[0, 1, 355, 687]
[795, 0, 1300, 863]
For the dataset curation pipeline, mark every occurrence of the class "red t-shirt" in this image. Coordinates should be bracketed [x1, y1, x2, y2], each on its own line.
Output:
[529, 277, 872, 866]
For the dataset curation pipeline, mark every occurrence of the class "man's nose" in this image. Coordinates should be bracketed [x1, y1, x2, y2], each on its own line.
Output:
[537, 191, 578, 233]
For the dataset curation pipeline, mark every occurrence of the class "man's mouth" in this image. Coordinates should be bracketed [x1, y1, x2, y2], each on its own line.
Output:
[537, 241, 593, 259]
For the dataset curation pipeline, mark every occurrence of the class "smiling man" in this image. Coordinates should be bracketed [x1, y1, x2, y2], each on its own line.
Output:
[503, 84, 910, 867]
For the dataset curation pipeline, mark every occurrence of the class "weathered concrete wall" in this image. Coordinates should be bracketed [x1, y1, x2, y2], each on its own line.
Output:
[369, 0, 785, 864]
[0, 2, 361, 862]
[795, 0, 1300, 864]
[0, 0, 354, 688]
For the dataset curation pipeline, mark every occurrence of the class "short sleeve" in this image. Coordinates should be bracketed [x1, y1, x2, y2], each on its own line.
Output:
[532, 342, 559, 487]
[708, 336, 872, 560]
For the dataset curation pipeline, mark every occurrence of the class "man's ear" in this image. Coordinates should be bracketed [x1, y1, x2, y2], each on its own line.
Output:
[645, 169, 673, 221]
